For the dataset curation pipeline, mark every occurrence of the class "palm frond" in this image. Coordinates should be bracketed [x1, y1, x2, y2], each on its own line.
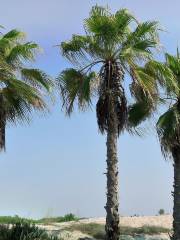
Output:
[128, 100, 154, 127]
[6, 42, 38, 65]
[157, 105, 180, 158]
[0, 28, 52, 151]
[144, 60, 178, 95]
[130, 21, 160, 41]
[57, 68, 96, 115]
[21, 68, 52, 92]
[0, 29, 25, 55]
[2, 29, 25, 41]
[130, 67, 158, 100]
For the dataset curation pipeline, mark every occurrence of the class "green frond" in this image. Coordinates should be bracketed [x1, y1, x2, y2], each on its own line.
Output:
[2, 86, 46, 124]
[128, 100, 154, 127]
[85, 6, 135, 39]
[85, 7, 137, 55]
[144, 60, 178, 95]
[121, 39, 157, 62]
[6, 42, 39, 65]
[85, 8, 113, 38]
[157, 105, 180, 158]
[2, 29, 25, 41]
[4, 78, 43, 101]
[0, 38, 13, 55]
[61, 35, 92, 64]
[0, 28, 52, 151]
[21, 68, 52, 92]
[115, 8, 137, 26]
[131, 21, 159, 41]
[165, 52, 180, 74]
[57, 68, 96, 115]
[88, 5, 111, 18]
[0, 30, 25, 55]
[130, 67, 157, 100]
[120, 21, 160, 63]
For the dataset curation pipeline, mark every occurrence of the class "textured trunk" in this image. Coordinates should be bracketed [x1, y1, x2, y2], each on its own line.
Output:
[105, 112, 120, 240]
[172, 147, 180, 240]
[0, 119, 5, 151]
[96, 61, 125, 240]
[0, 95, 5, 151]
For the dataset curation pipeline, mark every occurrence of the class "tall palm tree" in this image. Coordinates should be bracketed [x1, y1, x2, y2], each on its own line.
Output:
[0, 28, 52, 150]
[57, 6, 160, 240]
[131, 51, 180, 240]
[153, 51, 180, 240]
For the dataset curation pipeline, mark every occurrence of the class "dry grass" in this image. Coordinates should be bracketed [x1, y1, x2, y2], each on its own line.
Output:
[64, 223, 171, 239]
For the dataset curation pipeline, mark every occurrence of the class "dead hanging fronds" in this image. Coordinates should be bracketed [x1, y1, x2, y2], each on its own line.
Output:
[96, 61, 128, 135]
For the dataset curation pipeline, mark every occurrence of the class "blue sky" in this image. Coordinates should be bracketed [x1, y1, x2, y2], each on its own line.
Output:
[0, 0, 178, 218]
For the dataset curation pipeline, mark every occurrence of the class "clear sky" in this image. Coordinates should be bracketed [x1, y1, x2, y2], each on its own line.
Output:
[0, 0, 178, 219]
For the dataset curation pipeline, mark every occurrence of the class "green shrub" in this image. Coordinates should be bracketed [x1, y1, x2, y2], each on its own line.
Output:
[0, 216, 35, 224]
[158, 209, 165, 215]
[38, 213, 79, 224]
[0, 222, 59, 240]
[0, 214, 79, 225]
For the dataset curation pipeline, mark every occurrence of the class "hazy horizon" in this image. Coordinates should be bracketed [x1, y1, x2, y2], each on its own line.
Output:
[0, 0, 177, 219]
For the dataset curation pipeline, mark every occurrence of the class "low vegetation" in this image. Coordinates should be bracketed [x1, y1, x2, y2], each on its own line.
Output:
[0, 222, 59, 240]
[0, 214, 79, 225]
[64, 223, 170, 239]
[38, 213, 79, 224]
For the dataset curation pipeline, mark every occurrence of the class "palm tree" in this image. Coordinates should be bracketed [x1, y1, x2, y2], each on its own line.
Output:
[132, 50, 180, 239]
[57, 6, 160, 240]
[153, 50, 180, 240]
[0, 28, 52, 150]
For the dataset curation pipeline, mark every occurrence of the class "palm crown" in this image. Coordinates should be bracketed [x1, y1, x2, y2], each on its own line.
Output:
[57, 6, 161, 134]
[0, 28, 52, 150]
[57, 6, 159, 132]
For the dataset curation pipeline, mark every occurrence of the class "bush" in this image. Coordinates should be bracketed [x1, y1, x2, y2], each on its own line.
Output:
[0, 222, 59, 240]
[0, 215, 35, 224]
[158, 209, 165, 215]
[38, 213, 79, 224]
[0, 214, 79, 225]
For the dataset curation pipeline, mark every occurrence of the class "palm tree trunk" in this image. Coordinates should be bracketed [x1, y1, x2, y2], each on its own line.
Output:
[0, 95, 6, 151]
[172, 147, 180, 240]
[105, 119, 120, 240]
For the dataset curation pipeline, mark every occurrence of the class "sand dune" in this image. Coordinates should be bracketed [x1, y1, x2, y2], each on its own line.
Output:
[39, 215, 172, 240]
[45, 215, 172, 229]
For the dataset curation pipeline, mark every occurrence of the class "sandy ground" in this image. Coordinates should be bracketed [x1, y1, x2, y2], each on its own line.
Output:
[39, 215, 173, 229]
[38, 215, 173, 239]
[121, 215, 172, 228]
